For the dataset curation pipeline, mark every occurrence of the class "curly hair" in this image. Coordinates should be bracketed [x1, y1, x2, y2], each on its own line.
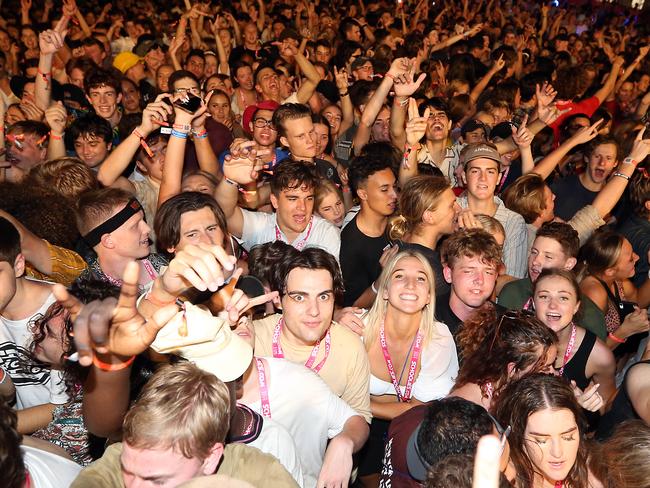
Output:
[494, 374, 589, 488]
[455, 309, 557, 400]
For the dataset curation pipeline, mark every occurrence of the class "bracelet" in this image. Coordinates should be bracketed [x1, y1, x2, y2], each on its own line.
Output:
[132, 128, 154, 157]
[49, 132, 63, 140]
[608, 332, 626, 344]
[92, 353, 136, 371]
[192, 128, 208, 139]
[172, 123, 191, 132]
[171, 129, 188, 139]
[371, 281, 378, 294]
[613, 172, 631, 181]
[225, 177, 241, 189]
[144, 290, 177, 307]
[622, 157, 637, 165]
[339, 91, 349, 97]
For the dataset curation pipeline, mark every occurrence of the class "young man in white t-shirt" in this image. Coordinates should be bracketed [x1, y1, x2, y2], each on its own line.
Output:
[216, 157, 340, 258]
[0, 218, 68, 433]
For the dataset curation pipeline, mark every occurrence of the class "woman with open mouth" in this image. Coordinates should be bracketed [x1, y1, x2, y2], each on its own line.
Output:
[533, 268, 616, 417]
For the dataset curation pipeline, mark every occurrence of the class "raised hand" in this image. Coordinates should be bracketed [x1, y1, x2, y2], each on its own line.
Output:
[405, 97, 429, 147]
[569, 119, 602, 146]
[39, 29, 67, 56]
[571, 381, 603, 412]
[139, 94, 174, 135]
[333, 66, 349, 93]
[44, 102, 67, 136]
[52, 261, 179, 366]
[222, 140, 267, 185]
[511, 114, 533, 149]
[393, 61, 427, 98]
[628, 126, 650, 163]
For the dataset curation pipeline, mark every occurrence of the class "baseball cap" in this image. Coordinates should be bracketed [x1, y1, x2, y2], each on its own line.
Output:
[113, 51, 142, 74]
[242, 100, 280, 136]
[460, 142, 502, 168]
[151, 303, 253, 382]
[406, 423, 430, 481]
[133, 38, 165, 58]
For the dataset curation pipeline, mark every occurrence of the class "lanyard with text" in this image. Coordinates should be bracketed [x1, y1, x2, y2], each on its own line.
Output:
[271, 317, 331, 373]
[379, 323, 424, 402]
[256, 358, 272, 418]
[275, 217, 313, 250]
[557, 323, 577, 376]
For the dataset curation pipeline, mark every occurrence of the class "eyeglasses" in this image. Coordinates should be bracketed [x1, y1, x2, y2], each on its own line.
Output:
[489, 309, 534, 352]
[253, 118, 276, 130]
[486, 412, 512, 455]
[174, 87, 201, 96]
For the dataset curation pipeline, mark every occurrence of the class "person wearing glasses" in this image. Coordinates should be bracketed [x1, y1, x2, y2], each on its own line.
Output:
[494, 374, 594, 488]
[356, 250, 458, 483]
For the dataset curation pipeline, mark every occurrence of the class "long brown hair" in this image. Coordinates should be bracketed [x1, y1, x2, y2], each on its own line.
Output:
[455, 309, 557, 400]
[494, 374, 589, 488]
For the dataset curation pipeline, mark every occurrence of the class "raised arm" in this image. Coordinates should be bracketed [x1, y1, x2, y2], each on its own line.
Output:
[398, 98, 429, 186]
[44, 102, 67, 160]
[35, 27, 67, 112]
[389, 60, 426, 150]
[470, 54, 505, 103]
[52, 262, 178, 438]
[214, 140, 265, 238]
[334, 67, 354, 138]
[593, 56, 625, 105]
[211, 18, 230, 76]
[531, 120, 601, 179]
[97, 96, 172, 187]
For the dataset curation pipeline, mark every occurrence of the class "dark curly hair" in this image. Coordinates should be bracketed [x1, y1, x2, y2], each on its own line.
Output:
[455, 309, 558, 400]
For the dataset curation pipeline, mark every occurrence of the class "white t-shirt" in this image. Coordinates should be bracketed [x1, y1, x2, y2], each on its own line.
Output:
[240, 211, 341, 259]
[248, 415, 305, 486]
[244, 357, 358, 488]
[367, 321, 459, 401]
[0, 292, 69, 409]
[22, 445, 82, 488]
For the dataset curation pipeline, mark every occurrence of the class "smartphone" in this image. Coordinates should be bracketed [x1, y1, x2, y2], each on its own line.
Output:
[174, 94, 202, 114]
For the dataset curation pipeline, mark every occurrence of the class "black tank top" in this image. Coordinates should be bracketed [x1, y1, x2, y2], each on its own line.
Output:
[561, 330, 597, 391]
[596, 359, 650, 440]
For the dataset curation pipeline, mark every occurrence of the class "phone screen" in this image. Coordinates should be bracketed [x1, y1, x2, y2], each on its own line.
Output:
[174, 94, 202, 114]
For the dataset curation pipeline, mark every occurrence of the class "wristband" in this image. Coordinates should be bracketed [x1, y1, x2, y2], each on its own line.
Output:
[144, 290, 177, 307]
[132, 128, 154, 157]
[192, 128, 208, 139]
[92, 353, 136, 371]
[622, 157, 637, 165]
[608, 332, 626, 344]
[172, 123, 191, 132]
[171, 129, 188, 139]
[49, 132, 63, 140]
[613, 172, 630, 181]
[339, 91, 349, 97]
[225, 177, 241, 189]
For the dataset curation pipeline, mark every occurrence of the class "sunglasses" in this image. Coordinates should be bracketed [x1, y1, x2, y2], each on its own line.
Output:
[487, 411, 512, 455]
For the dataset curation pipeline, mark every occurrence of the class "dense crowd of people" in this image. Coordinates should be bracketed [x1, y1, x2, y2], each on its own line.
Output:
[2, 0, 650, 486]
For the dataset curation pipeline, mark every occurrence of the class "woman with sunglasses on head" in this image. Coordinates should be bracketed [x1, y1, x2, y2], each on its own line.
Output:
[451, 309, 558, 411]
[494, 374, 595, 488]
[532, 269, 616, 415]
[577, 229, 650, 353]
[357, 250, 459, 483]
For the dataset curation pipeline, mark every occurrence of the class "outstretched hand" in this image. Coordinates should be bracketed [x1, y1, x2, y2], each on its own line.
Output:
[53, 261, 178, 366]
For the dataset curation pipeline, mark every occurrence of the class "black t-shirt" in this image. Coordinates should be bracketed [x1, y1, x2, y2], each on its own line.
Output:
[550, 173, 598, 221]
[340, 216, 389, 306]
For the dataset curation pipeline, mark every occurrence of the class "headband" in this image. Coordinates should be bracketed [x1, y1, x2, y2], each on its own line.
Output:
[82, 198, 144, 248]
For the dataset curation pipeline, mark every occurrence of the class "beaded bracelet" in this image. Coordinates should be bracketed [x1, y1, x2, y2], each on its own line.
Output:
[192, 128, 208, 139]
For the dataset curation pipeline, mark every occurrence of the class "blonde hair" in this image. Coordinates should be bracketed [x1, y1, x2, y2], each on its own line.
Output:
[122, 362, 231, 459]
[389, 175, 451, 240]
[474, 213, 505, 244]
[314, 179, 343, 210]
[363, 250, 439, 349]
[27, 157, 98, 200]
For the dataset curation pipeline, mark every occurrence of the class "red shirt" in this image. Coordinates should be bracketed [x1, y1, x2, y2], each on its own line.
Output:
[550, 96, 601, 142]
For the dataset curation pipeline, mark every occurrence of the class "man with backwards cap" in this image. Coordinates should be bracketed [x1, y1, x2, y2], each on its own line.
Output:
[457, 142, 528, 278]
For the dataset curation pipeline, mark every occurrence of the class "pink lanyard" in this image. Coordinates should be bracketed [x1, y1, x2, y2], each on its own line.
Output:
[256, 357, 272, 418]
[105, 259, 157, 286]
[554, 482, 564, 488]
[271, 318, 332, 373]
[558, 324, 577, 376]
[275, 217, 313, 250]
[379, 323, 424, 402]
